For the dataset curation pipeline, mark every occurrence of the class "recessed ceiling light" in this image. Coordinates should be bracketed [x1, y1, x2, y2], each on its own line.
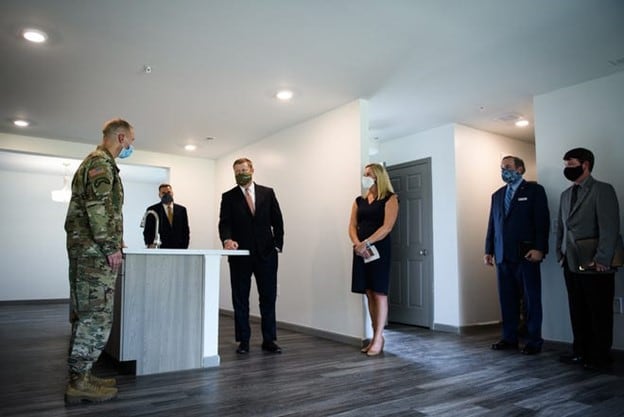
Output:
[22, 28, 48, 43]
[275, 90, 294, 101]
[515, 119, 530, 128]
[184, 144, 197, 151]
[13, 119, 30, 127]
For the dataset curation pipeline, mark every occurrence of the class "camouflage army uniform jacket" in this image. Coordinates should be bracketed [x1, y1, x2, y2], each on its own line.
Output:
[65, 146, 124, 258]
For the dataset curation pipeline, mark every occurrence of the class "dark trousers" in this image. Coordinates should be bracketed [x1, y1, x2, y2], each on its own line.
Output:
[563, 261, 614, 364]
[229, 251, 278, 343]
[496, 261, 543, 347]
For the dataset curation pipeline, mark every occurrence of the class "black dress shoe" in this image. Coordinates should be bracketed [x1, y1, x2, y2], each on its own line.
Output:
[583, 361, 612, 372]
[517, 324, 528, 338]
[491, 340, 518, 351]
[559, 353, 584, 365]
[236, 342, 249, 354]
[261, 342, 282, 353]
[521, 345, 541, 355]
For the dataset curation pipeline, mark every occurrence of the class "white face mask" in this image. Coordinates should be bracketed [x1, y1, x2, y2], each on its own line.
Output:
[361, 176, 375, 189]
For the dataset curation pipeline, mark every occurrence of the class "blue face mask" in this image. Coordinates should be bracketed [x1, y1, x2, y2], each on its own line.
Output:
[501, 169, 522, 184]
[118, 144, 134, 159]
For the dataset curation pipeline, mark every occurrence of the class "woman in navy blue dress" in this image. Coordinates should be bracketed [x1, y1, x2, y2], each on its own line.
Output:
[349, 163, 399, 356]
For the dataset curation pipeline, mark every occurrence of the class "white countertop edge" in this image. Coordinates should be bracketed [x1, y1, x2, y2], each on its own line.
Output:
[124, 248, 249, 256]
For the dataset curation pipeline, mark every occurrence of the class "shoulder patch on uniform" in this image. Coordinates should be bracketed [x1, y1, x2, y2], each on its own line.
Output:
[88, 167, 107, 178]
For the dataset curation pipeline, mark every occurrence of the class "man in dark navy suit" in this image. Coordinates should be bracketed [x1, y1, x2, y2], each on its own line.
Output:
[143, 184, 190, 249]
[484, 155, 550, 355]
[219, 158, 284, 354]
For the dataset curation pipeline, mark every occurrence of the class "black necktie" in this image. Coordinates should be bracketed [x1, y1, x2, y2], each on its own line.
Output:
[570, 184, 579, 208]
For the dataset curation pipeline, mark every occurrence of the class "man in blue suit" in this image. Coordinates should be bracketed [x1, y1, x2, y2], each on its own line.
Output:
[484, 155, 550, 355]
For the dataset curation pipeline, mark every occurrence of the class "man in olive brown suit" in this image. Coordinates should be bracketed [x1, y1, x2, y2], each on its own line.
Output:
[556, 147, 621, 371]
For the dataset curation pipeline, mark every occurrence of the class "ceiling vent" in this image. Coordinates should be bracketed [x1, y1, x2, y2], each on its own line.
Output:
[494, 112, 523, 123]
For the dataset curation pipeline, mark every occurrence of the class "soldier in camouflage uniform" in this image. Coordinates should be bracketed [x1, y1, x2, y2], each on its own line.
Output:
[64, 118, 135, 405]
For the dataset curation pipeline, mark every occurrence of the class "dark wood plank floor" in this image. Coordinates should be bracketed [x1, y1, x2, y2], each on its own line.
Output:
[1, 303, 624, 417]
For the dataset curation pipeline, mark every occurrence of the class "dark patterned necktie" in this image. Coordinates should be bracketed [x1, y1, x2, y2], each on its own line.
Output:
[570, 184, 579, 208]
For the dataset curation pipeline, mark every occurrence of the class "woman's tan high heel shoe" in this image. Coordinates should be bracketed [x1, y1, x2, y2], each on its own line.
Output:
[366, 337, 384, 357]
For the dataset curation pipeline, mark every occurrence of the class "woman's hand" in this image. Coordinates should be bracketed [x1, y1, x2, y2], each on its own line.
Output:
[354, 241, 370, 258]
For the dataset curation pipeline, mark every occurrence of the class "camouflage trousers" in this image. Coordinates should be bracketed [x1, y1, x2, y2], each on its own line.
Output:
[68, 256, 117, 375]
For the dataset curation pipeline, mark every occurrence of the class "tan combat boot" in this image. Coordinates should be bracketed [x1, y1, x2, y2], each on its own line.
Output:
[64, 373, 118, 404]
[88, 372, 117, 388]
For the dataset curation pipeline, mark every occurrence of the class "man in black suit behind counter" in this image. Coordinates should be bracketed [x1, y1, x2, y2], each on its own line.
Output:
[218, 157, 284, 354]
[143, 184, 190, 249]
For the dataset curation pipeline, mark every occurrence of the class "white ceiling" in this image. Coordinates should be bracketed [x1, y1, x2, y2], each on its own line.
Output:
[1, 0, 623, 159]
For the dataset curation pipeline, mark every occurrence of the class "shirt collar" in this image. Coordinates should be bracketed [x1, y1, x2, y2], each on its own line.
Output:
[239, 182, 255, 194]
[576, 175, 591, 188]
[508, 177, 523, 191]
[96, 145, 120, 171]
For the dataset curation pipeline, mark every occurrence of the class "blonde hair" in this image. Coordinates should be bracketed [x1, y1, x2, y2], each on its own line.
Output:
[366, 163, 394, 200]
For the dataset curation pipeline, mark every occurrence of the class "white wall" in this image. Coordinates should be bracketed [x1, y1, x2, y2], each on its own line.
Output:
[0, 133, 217, 301]
[215, 100, 368, 339]
[535, 71, 624, 348]
[2, 169, 75, 299]
[0, 167, 163, 300]
[454, 125, 536, 326]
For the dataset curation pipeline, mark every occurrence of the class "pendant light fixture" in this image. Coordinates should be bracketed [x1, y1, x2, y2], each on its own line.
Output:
[51, 163, 72, 203]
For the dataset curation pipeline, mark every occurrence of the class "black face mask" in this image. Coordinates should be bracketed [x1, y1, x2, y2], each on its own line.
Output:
[563, 166, 584, 182]
[161, 193, 173, 204]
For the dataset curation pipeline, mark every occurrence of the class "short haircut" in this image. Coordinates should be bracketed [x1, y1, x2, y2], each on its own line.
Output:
[233, 157, 253, 169]
[563, 147, 594, 171]
[158, 184, 172, 192]
[102, 118, 133, 137]
[502, 155, 525, 174]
